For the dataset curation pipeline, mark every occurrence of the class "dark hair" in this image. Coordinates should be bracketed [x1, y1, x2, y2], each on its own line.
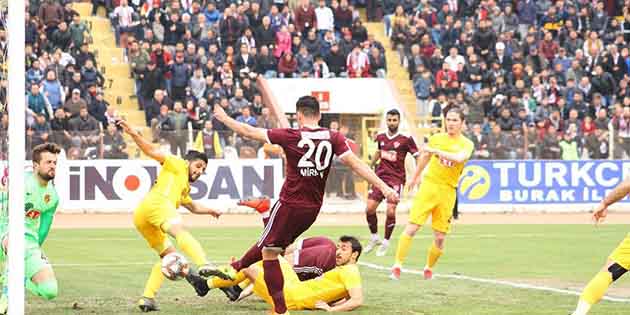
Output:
[184, 150, 208, 165]
[339, 235, 362, 260]
[386, 109, 400, 117]
[32, 143, 61, 163]
[444, 106, 465, 120]
[295, 95, 320, 118]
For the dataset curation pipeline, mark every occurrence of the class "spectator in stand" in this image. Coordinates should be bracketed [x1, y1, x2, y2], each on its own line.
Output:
[296, 45, 314, 77]
[169, 51, 192, 102]
[81, 59, 104, 88]
[31, 114, 51, 148]
[69, 105, 100, 150]
[38, 0, 65, 40]
[294, 0, 317, 36]
[88, 90, 109, 128]
[368, 47, 387, 78]
[315, 0, 334, 39]
[470, 123, 490, 159]
[274, 25, 292, 58]
[199, 120, 221, 159]
[347, 44, 369, 78]
[326, 43, 348, 77]
[50, 107, 71, 150]
[112, 0, 136, 46]
[102, 123, 128, 159]
[27, 84, 50, 121]
[64, 89, 88, 118]
[278, 51, 297, 78]
[257, 107, 278, 129]
[334, 0, 353, 35]
[313, 54, 330, 78]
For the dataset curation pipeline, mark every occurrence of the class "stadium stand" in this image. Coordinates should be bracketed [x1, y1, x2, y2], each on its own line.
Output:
[5, 0, 629, 162]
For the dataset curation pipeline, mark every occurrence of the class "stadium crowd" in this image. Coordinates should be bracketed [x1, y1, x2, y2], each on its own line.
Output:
[4, 0, 630, 162]
[396, 0, 628, 160]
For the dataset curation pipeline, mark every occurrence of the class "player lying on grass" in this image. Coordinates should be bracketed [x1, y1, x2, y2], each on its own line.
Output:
[0, 144, 62, 314]
[195, 235, 363, 312]
[391, 108, 474, 281]
[364, 109, 421, 257]
[571, 177, 630, 315]
[116, 119, 230, 312]
[186, 196, 339, 302]
[212, 96, 398, 314]
[239, 196, 338, 282]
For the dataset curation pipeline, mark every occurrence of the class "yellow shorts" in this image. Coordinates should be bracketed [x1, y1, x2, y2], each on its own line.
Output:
[252, 258, 304, 310]
[409, 181, 456, 233]
[610, 233, 630, 269]
[133, 196, 180, 254]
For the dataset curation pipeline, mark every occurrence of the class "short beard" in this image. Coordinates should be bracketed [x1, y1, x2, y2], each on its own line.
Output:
[38, 170, 54, 182]
[388, 126, 398, 134]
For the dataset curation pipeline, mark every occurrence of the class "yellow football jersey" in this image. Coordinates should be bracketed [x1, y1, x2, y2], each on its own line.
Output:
[423, 133, 474, 188]
[146, 155, 192, 208]
[296, 264, 362, 309]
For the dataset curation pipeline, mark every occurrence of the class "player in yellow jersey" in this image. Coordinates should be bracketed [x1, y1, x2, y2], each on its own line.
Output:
[197, 236, 364, 313]
[571, 177, 630, 315]
[117, 119, 230, 312]
[390, 108, 474, 281]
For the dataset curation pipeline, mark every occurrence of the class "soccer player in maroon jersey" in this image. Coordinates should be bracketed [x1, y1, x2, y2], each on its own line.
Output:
[364, 109, 421, 256]
[212, 95, 398, 315]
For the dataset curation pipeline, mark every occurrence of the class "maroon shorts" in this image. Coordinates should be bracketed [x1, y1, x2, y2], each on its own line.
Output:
[292, 237, 337, 281]
[368, 179, 403, 204]
[257, 200, 319, 250]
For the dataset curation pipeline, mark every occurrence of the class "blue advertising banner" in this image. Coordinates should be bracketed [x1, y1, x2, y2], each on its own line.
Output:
[458, 160, 630, 204]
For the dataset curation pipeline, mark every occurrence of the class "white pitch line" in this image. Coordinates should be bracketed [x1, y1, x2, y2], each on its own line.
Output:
[358, 262, 630, 303]
[47, 234, 559, 242]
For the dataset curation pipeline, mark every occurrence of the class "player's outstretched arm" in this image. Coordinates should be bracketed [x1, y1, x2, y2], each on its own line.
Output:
[181, 201, 221, 218]
[594, 177, 630, 223]
[315, 288, 363, 312]
[117, 119, 166, 164]
[213, 105, 268, 143]
[340, 153, 399, 203]
[424, 146, 472, 163]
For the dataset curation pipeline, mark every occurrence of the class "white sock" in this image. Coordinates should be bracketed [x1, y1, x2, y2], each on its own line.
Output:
[371, 233, 379, 241]
[573, 300, 591, 315]
[381, 239, 389, 246]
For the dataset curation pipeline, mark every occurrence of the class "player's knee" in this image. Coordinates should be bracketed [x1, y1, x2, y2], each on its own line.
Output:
[37, 280, 58, 300]
[434, 235, 446, 248]
[608, 263, 628, 282]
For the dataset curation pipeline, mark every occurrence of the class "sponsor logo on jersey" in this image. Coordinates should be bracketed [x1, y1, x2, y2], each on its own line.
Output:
[393, 141, 400, 148]
[25, 209, 41, 220]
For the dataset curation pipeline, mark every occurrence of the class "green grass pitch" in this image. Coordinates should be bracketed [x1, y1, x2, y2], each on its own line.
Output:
[25, 224, 630, 314]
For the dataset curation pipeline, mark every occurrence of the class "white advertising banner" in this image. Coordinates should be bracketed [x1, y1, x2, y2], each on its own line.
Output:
[266, 78, 399, 114]
[10, 159, 284, 212]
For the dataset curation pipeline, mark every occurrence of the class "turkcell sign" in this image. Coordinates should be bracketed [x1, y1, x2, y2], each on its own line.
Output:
[458, 160, 630, 204]
[56, 159, 283, 210]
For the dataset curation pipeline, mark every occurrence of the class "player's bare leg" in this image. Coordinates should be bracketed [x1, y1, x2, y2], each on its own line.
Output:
[572, 259, 628, 315]
[364, 199, 381, 253]
[165, 222, 232, 280]
[138, 246, 176, 312]
[391, 223, 421, 280]
[262, 247, 289, 314]
[424, 230, 446, 280]
[377, 203, 397, 256]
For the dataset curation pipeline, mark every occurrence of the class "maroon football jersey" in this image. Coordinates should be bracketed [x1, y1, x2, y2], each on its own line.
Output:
[267, 127, 351, 209]
[375, 132, 419, 184]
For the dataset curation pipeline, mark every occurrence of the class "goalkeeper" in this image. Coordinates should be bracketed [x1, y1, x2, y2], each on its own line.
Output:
[0, 143, 63, 314]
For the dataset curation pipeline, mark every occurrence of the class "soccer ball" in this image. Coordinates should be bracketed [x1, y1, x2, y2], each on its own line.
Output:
[161, 252, 189, 281]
